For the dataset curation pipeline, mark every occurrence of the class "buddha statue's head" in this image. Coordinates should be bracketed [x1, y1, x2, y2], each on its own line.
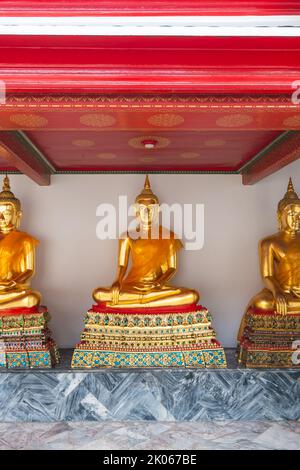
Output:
[134, 175, 159, 229]
[0, 176, 22, 234]
[277, 178, 300, 233]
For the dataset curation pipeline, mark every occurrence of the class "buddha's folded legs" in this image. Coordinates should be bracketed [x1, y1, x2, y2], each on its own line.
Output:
[250, 288, 300, 311]
[251, 288, 275, 311]
[0, 290, 41, 309]
[93, 286, 199, 307]
[135, 289, 199, 308]
[238, 288, 300, 341]
[137, 287, 199, 307]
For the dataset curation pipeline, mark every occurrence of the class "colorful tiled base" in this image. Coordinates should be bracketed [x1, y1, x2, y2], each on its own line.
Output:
[0, 306, 59, 369]
[0, 348, 59, 369]
[238, 345, 300, 368]
[238, 307, 300, 368]
[72, 304, 226, 368]
[72, 347, 226, 368]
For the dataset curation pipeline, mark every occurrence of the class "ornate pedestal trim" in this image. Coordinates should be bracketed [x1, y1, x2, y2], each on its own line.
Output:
[72, 304, 226, 368]
[238, 307, 300, 368]
[0, 306, 59, 369]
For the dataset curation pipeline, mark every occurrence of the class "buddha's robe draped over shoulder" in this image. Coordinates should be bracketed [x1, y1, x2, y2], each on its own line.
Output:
[121, 227, 183, 291]
[0, 231, 39, 289]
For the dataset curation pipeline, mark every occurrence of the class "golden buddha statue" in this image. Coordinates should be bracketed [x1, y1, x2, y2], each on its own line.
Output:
[73, 175, 226, 369]
[93, 175, 199, 308]
[0, 175, 41, 309]
[238, 177, 300, 342]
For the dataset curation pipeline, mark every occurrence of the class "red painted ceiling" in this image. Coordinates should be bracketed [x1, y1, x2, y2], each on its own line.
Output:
[0, 3, 298, 176]
[0, 123, 282, 173]
[0, 95, 293, 172]
[24, 129, 280, 172]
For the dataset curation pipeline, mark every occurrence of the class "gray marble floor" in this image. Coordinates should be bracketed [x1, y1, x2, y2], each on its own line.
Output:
[0, 421, 299, 450]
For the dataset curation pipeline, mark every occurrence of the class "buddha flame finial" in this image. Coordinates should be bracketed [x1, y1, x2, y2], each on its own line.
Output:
[135, 174, 159, 204]
[287, 177, 295, 194]
[144, 174, 151, 191]
[3, 174, 10, 192]
[278, 177, 300, 213]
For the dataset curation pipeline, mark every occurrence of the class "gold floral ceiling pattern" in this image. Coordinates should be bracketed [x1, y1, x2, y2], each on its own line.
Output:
[204, 139, 226, 147]
[80, 113, 117, 128]
[96, 153, 117, 160]
[147, 113, 185, 127]
[72, 139, 95, 147]
[181, 152, 200, 159]
[283, 115, 300, 127]
[9, 113, 48, 128]
[216, 114, 254, 128]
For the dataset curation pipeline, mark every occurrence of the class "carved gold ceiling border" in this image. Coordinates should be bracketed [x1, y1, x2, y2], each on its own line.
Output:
[3, 94, 295, 109]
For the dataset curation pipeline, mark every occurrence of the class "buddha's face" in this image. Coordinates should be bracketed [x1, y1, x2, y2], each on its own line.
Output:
[135, 199, 159, 229]
[0, 202, 21, 234]
[279, 203, 300, 232]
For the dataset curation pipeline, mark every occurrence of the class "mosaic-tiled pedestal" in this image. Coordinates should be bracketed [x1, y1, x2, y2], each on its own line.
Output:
[238, 307, 300, 368]
[72, 304, 226, 368]
[0, 306, 59, 369]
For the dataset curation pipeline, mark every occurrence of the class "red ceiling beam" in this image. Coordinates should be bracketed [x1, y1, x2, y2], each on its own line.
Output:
[1, 70, 298, 94]
[242, 131, 300, 185]
[0, 1, 299, 16]
[0, 131, 52, 185]
[0, 36, 299, 94]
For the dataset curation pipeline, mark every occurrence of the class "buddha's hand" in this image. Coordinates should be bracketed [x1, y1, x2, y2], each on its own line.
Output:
[0, 280, 16, 291]
[291, 287, 300, 298]
[149, 281, 162, 289]
[274, 292, 288, 315]
[111, 281, 121, 305]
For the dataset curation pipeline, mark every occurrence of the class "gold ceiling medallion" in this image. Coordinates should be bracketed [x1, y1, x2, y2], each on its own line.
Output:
[80, 113, 116, 128]
[9, 113, 48, 128]
[204, 139, 226, 147]
[139, 157, 156, 163]
[181, 152, 199, 159]
[72, 139, 95, 147]
[148, 113, 184, 127]
[283, 115, 300, 128]
[96, 153, 117, 160]
[128, 135, 170, 149]
[216, 114, 253, 127]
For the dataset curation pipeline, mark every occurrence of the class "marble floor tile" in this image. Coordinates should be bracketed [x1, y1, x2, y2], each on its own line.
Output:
[0, 421, 299, 450]
[254, 423, 300, 450]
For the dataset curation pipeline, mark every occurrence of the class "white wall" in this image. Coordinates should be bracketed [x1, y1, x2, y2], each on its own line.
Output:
[6, 159, 300, 348]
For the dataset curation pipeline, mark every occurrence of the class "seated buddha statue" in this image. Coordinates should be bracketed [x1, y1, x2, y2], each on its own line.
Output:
[238, 177, 300, 341]
[0, 175, 41, 309]
[93, 175, 199, 308]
